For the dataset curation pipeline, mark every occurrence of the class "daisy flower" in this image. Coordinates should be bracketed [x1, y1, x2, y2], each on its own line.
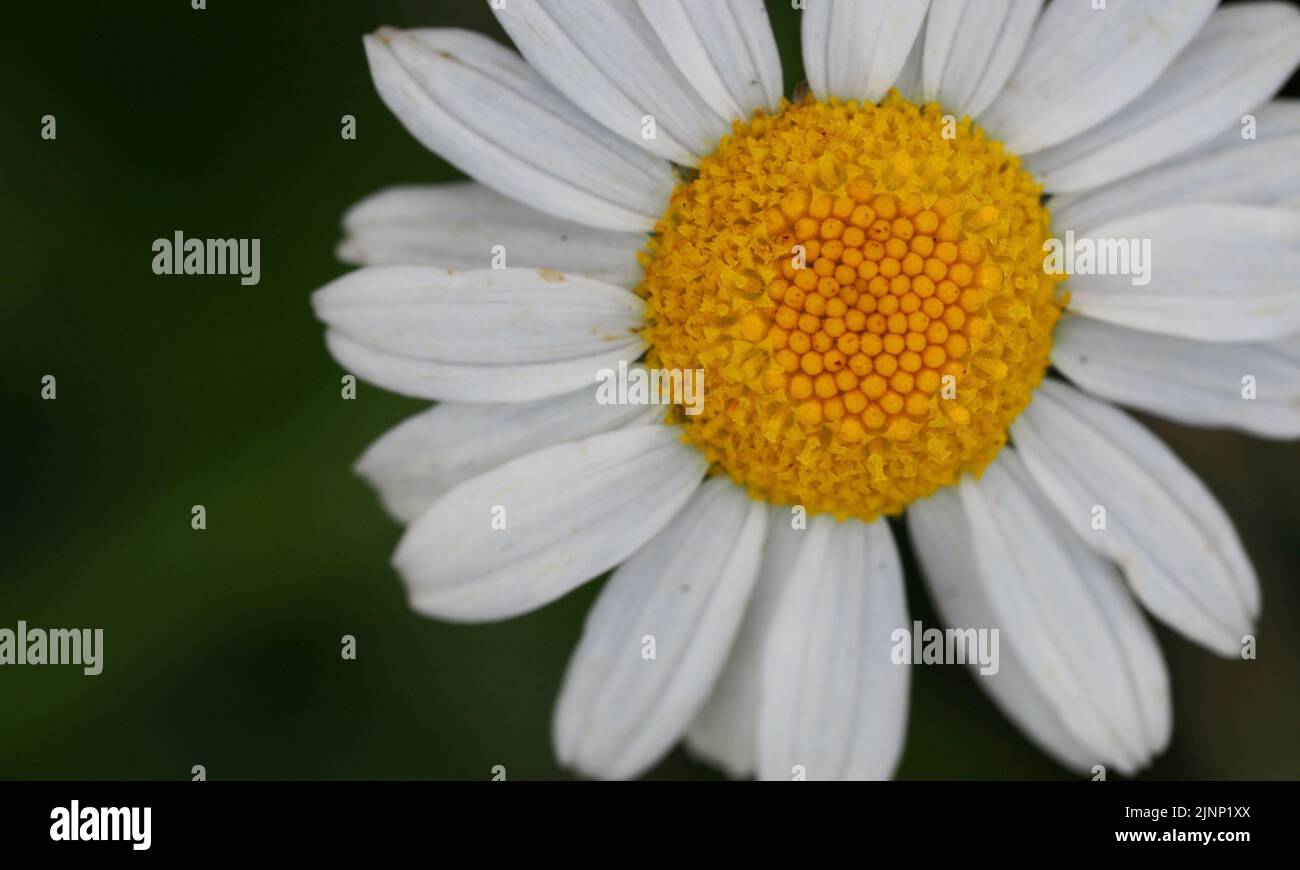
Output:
[313, 0, 1300, 780]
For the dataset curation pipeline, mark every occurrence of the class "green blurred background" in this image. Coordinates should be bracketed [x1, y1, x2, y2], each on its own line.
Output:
[1, 0, 1297, 780]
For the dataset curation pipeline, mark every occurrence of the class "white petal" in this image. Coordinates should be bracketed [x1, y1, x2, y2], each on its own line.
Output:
[553, 478, 767, 779]
[395, 425, 706, 622]
[1063, 205, 1300, 342]
[314, 266, 643, 364]
[1012, 380, 1259, 656]
[322, 331, 639, 405]
[957, 449, 1171, 772]
[314, 266, 647, 402]
[1053, 314, 1300, 439]
[356, 391, 656, 524]
[364, 27, 673, 231]
[1050, 101, 1300, 234]
[801, 0, 930, 103]
[981, 0, 1216, 154]
[337, 182, 647, 288]
[1025, 3, 1300, 193]
[757, 516, 910, 781]
[493, 0, 731, 166]
[636, 0, 783, 119]
[890, 23, 927, 105]
[922, 0, 1042, 118]
[909, 487, 1097, 773]
[685, 506, 806, 778]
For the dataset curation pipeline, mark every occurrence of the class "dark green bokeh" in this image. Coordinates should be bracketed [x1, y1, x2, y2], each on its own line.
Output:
[2, 0, 1296, 780]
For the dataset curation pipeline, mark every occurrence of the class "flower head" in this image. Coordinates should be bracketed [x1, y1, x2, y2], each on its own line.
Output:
[317, 0, 1300, 780]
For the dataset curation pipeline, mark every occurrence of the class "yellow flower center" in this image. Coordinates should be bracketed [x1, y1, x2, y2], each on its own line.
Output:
[637, 94, 1066, 521]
